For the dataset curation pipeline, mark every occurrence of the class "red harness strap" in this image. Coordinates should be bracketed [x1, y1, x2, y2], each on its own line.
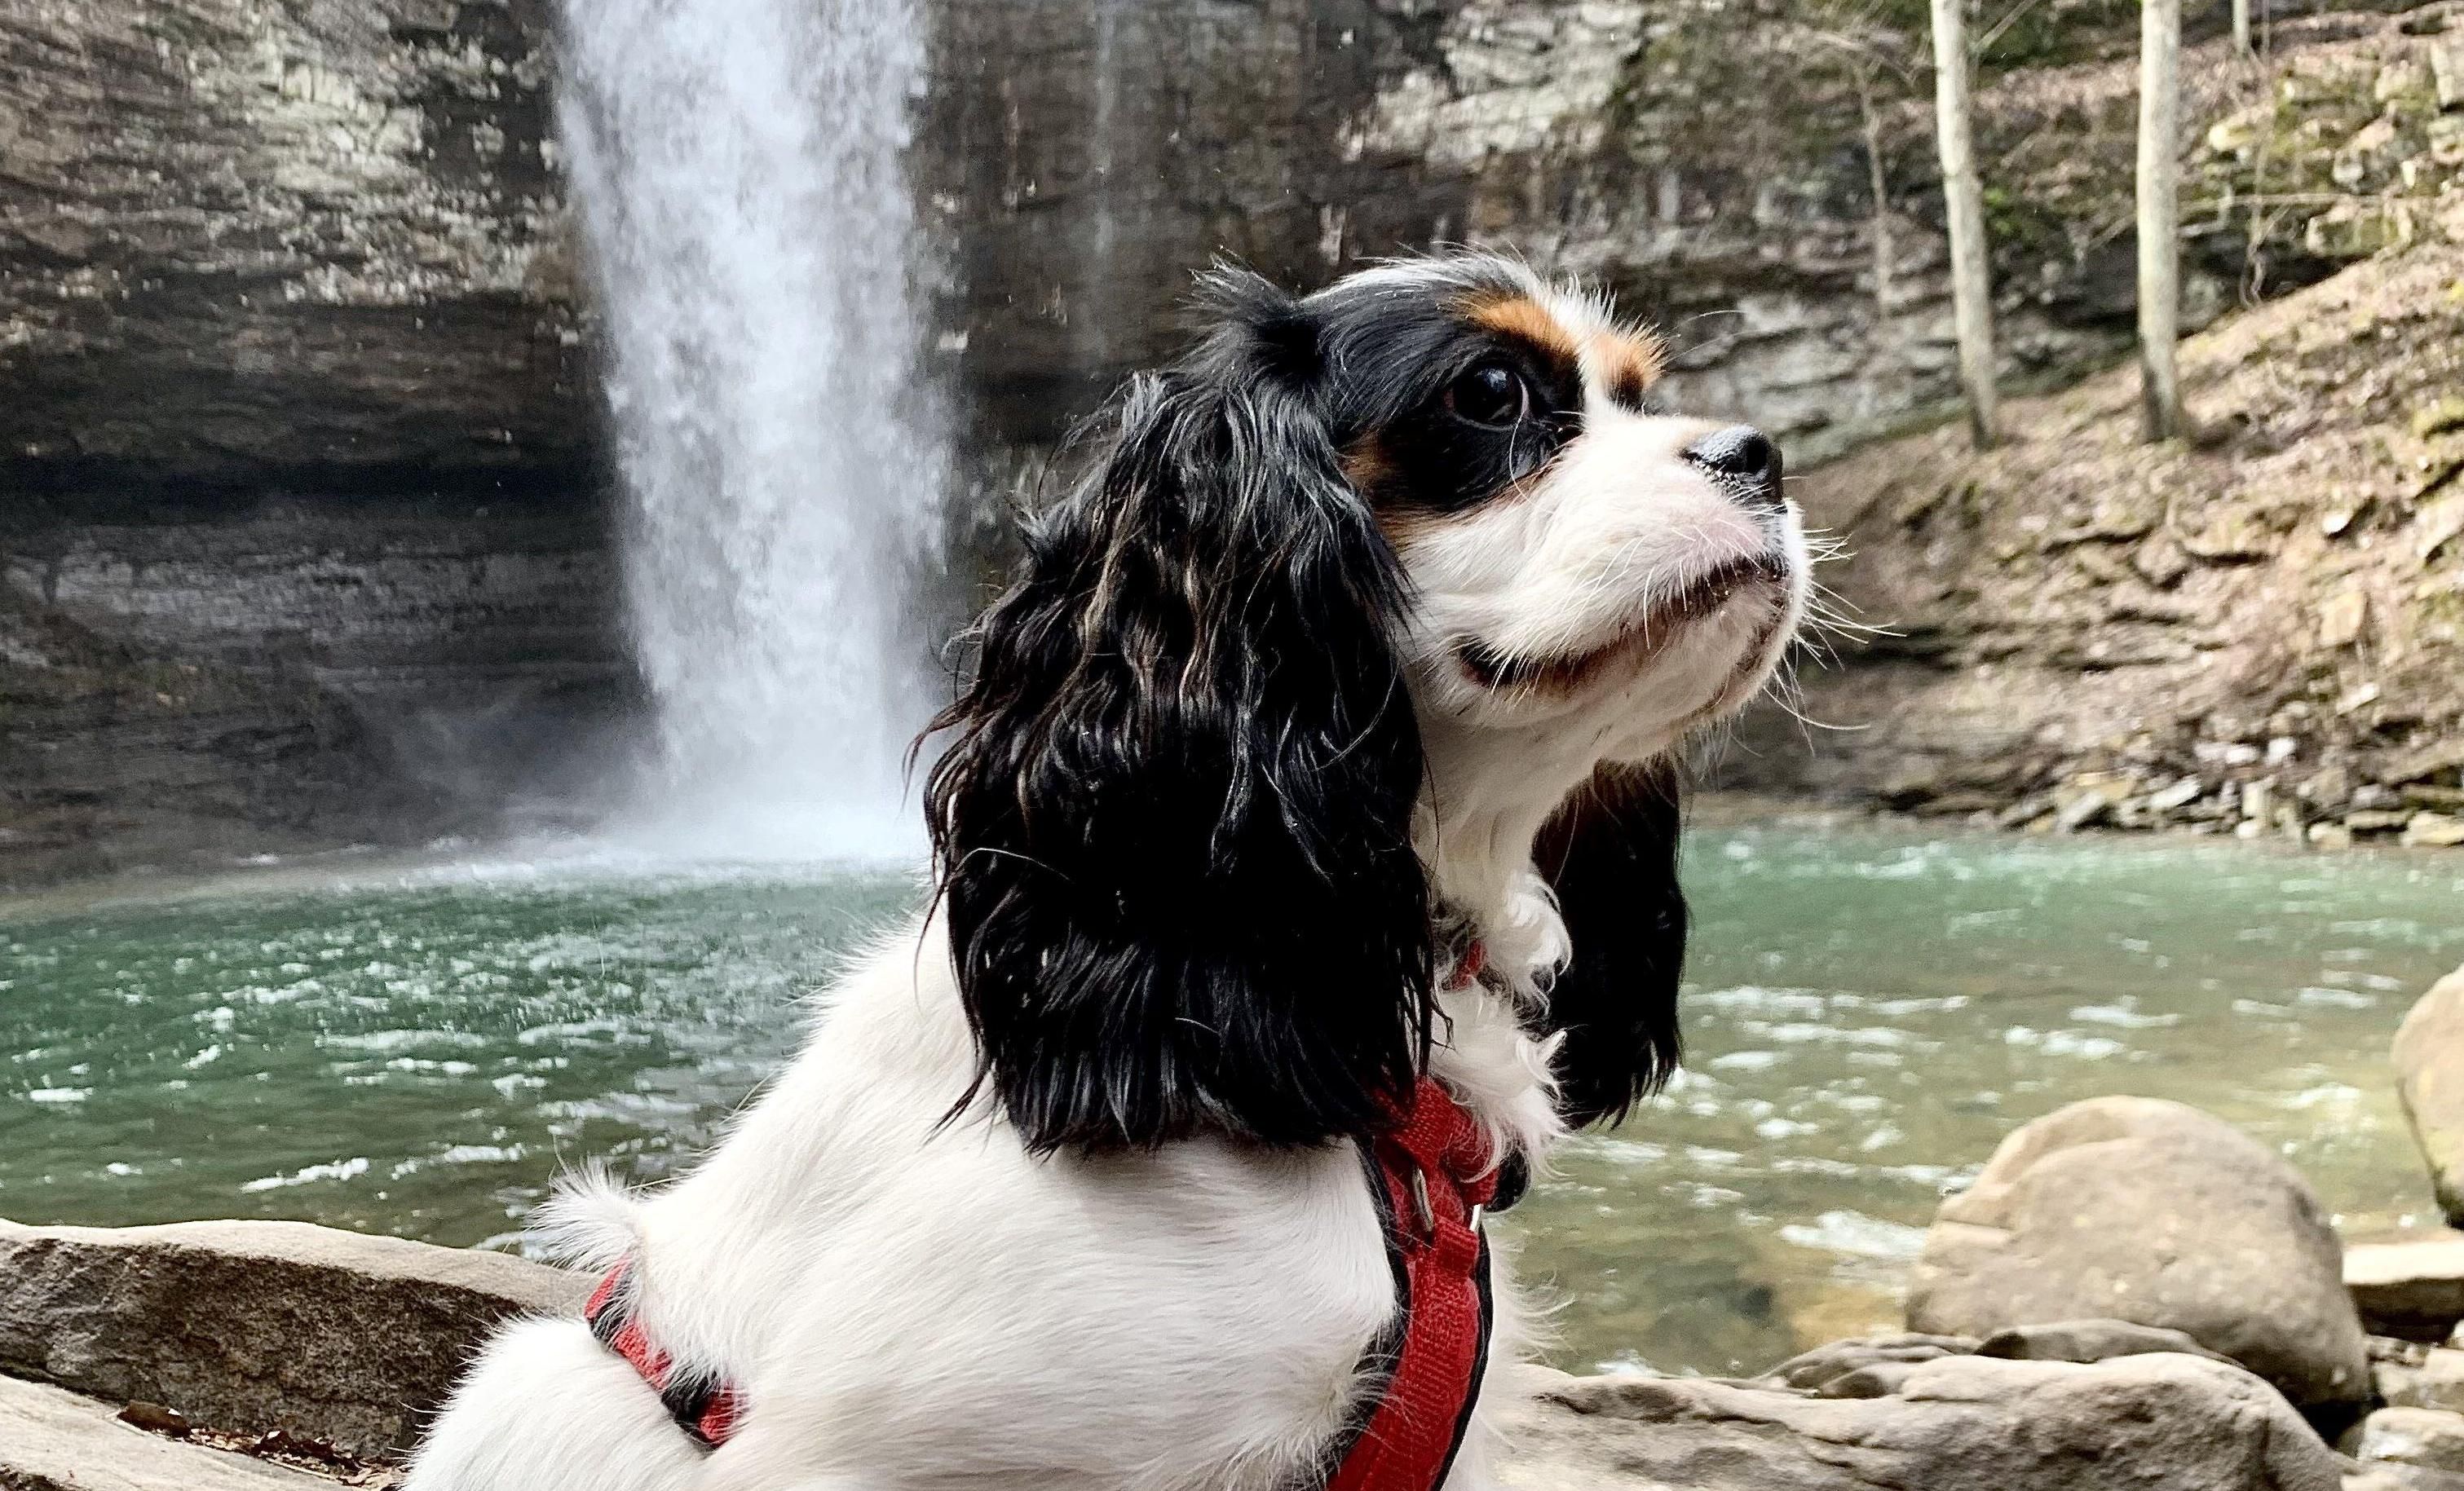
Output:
[1325, 1073, 1499, 1491]
[583, 1263, 744, 1448]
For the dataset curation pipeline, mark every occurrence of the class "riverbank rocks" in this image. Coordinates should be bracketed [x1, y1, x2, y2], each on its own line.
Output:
[0, 1216, 586, 1459]
[1905, 1096, 2371, 1409]
[2396, 968, 2464, 1228]
[1496, 1351, 2350, 1491]
[0, 1214, 2393, 1489]
[2347, 1235, 2464, 1343]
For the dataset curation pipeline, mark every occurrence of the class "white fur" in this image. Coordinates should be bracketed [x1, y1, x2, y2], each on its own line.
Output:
[405, 273, 1805, 1491]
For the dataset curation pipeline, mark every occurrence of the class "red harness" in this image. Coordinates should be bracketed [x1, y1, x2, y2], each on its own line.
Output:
[584, 947, 1502, 1491]
[585, 1263, 743, 1447]
[1324, 1071, 1500, 1491]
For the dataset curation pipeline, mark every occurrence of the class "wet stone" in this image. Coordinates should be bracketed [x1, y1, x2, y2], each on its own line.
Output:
[2347, 1235, 2464, 1343]
[2395, 971, 2464, 1229]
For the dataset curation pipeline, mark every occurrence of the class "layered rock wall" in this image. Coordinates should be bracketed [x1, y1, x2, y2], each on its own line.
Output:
[2, 0, 2454, 878]
[0, 0, 609, 881]
[1720, 206, 2464, 836]
[0, 0, 585, 494]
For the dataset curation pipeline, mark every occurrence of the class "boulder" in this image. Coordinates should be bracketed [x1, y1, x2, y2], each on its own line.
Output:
[2348, 1236, 2464, 1342]
[0, 1216, 587, 1460]
[1905, 1096, 2371, 1409]
[1493, 1351, 2348, 1490]
[2353, 1408, 2464, 1474]
[0, 1373, 329, 1490]
[2396, 969, 2464, 1229]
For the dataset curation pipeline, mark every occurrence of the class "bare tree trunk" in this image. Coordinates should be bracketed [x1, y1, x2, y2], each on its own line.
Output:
[2232, 0, 2252, 55]
[1852, 60, 1897, 313]
[1930, 0, 1998, 449]
[2137, 0, 2184, 442]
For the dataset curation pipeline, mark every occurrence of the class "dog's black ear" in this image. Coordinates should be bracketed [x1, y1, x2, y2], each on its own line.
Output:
[923, 271, 1432, 1154]
[1533, 764, 1688, 1127]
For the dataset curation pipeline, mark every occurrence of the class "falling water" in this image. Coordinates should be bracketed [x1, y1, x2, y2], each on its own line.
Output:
[556, 0, 944, 858]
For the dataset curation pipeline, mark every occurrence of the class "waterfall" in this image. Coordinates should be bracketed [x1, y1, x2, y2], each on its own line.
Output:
[556, 0, 944, 859]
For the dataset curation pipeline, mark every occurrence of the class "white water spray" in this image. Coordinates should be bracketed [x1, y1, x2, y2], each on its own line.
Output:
[557, 0, 945, 859]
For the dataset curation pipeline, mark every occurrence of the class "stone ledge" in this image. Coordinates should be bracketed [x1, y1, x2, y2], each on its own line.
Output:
[0, 1373, 333, 1491]
[0, 1217, 588, 1460]
[2349, 1236, 2464, 1343]
[1495, 1351, 2356, 1491]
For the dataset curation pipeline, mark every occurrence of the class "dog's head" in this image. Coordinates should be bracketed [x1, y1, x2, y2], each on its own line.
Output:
[926, 253, 1808, 1154]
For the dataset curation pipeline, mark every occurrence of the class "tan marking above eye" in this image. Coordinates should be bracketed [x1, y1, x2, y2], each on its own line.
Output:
[1464, 294, 1583, 371]
[1593, 329, 1667, 408]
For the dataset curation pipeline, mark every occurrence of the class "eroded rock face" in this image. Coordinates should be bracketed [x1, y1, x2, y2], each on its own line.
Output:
[0, 0, 612, 881]
[918, 0, 1467, 452]
[2396, 969, 2464, 1229]
[0, 1215, 588, 1459]
[1727, 227, 2464, 828]
[0, 495, 629, 886]
[0, 0, 586, 492]
[7, 0, 2453, 874]
[1905, 1096, 2371, 1410]
[1495, 1353, 2349, 1491]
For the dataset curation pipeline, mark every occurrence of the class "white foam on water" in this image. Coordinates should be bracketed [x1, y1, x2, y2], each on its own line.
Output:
[559, 0, 947, 862]
[240, 1157, 371, 1193]
[1775, 1208, 1930, 1262]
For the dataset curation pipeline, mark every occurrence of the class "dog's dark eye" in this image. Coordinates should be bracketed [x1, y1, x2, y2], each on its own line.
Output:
[1445, 363, 1530, 429]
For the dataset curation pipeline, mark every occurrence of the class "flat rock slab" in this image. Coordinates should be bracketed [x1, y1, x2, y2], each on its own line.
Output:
[2347, 1468, 2464, 1490]
[2396, 969, 2464, 1229]
[2356, 1407, 2464, 1475]
[2378, 1349, 2464, 1414]
[2351, 1237, 2464, 1343]
[1494, 1351, 2347, 1491]
[0, 1373, 331, 1490]
[0, 1217, 587, 1460]
[1905, 1096, 2370, 1407]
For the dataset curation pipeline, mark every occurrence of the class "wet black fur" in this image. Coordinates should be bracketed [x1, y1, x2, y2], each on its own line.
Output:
[925, 261, 1689, 1154]
[1534, 766, 1689, 1127]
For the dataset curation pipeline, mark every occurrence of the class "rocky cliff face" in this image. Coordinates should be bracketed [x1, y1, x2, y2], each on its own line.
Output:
[0, 0, 585, 492]
[1723, 196, 2464, 843]
[1, 497, 627, 882]
[920, 0, 1464, 452]
[3, 0, 2454, 880]
[921, 0, 2148, 469]
[0, 0, 612, 883]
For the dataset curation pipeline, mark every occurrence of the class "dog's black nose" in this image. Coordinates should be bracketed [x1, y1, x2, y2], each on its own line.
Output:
[1683, 425, 1783, 510]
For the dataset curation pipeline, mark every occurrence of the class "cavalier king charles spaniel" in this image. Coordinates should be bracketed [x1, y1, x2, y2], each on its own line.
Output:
[408, 252, 1808, 1491]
